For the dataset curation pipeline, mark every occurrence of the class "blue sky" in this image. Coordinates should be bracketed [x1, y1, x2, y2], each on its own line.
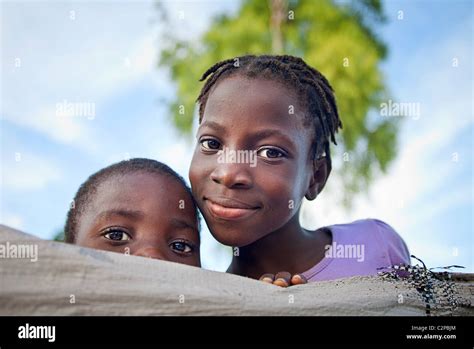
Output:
[1, 0, 472, 272]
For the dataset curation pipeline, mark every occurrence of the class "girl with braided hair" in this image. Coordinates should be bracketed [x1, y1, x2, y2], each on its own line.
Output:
[189, 55, 410, 286]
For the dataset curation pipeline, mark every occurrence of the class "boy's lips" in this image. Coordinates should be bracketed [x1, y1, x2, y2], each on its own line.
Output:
[204, 196, 261, 221]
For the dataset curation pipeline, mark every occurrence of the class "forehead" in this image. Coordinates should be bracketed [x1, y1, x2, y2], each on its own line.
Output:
[90, 172, 196, 219]
[207, 76, 301, 115]
[202, 76, 311, 142]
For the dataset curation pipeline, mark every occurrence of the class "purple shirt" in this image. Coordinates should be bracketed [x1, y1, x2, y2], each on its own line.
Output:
[301, 219, 410, 282]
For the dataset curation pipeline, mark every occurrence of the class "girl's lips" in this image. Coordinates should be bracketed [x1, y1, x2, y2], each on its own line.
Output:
[204, 198, 260, 221]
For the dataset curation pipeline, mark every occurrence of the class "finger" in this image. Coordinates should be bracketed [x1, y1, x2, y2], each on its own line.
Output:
[259, 273, 275, 284]
[273, 271, 291, 287]
[290, 274, 308, 285]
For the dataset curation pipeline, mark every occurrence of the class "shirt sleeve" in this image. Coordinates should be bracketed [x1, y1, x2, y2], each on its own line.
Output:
[372, 219, 411, 266]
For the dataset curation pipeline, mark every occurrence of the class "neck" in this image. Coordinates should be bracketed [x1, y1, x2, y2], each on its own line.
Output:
[227, 210, 331, 280]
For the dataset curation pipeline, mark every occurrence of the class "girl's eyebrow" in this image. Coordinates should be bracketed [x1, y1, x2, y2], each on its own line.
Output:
[249, 129, 295, 146]
[200, 121, 295, 147]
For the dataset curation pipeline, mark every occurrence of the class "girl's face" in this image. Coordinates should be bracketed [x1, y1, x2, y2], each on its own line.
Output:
[189, 76, 323, 247]
[75, 172, 201, 267]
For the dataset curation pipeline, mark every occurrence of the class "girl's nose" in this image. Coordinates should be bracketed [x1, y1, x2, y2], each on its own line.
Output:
[210, 163, 253, 189]
[133, 246, 165, 260]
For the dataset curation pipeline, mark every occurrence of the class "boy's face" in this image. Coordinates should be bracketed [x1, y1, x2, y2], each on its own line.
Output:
[190, 76, 322, 247]
[75, 172, 201, 267]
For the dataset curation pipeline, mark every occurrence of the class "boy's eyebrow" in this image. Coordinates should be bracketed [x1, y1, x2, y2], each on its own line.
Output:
[170, 218, 197, 231]
[199, 121, 227, 135]
[96, 209, 145, 221]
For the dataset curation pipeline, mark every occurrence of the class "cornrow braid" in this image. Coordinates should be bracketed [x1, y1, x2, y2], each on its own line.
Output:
[196, 54, 343, 167]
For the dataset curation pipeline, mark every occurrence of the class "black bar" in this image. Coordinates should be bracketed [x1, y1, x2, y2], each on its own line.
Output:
[0, 316, 471, 347]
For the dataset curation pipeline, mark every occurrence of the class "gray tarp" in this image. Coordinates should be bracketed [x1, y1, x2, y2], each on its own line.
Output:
[0, 224, 472, 316]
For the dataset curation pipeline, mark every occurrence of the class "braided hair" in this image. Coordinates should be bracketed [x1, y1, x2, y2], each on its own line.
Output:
[196, 55, 343, 168]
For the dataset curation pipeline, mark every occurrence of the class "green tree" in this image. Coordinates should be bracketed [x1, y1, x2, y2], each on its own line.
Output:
[158, 0, 399, 208]
[52, 229, 65, 242]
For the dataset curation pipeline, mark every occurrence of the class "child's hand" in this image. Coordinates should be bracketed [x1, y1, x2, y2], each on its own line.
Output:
[259, 272, 307, 287]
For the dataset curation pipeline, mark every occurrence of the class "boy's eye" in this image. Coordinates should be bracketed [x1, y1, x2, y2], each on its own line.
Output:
[257, 147, 285, 159]
[200, 138, 221, 150]
[169, 240, 193, 254]
[103, 229, 131, 241]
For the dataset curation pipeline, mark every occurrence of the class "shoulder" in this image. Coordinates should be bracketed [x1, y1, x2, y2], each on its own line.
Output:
[367, 219, 411, 265]
[330, 218, 411, 265]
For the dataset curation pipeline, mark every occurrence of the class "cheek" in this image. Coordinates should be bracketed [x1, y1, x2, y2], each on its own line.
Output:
[74, 220, 96, 246]
[259, 165, 305, 211]
[74, 231, 91, 246]
[74, 226, 113, 250]
[179, 255, 201, 268]
[189, 149, 203, 191]
[75, 231, 105, 250]
[189, 148, 214, 194]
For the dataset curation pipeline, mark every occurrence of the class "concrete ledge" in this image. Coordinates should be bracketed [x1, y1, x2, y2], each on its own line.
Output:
[0, 225, 472, 316]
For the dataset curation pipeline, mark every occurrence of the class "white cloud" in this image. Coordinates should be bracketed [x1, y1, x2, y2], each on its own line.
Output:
[1, 152, 61, 191]
[1, 1, 159, 152]
[0, 0, 236, 155]
[154, 140, 195, 180]
[301, 17, 473, 271]
[163, 0, 239, 42]
[0, 212, 24, 231]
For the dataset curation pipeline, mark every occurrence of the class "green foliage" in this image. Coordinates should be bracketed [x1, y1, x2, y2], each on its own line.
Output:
[52, 230, 65, 242]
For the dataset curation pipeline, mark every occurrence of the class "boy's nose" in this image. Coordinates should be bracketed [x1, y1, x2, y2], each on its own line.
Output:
[134, 246, 165, 260]
[210, 163, 253, 189]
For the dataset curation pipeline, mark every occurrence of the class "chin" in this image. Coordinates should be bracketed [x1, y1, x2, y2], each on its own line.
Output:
[207, 222, 264, 247]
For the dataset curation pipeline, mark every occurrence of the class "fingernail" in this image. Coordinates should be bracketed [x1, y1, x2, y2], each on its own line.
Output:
[274, 278, 288, 287]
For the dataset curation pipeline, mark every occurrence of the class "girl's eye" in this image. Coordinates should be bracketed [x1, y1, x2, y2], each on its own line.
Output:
[257, 147, 285, 159]
[170, 241, 193, 254]
[103, 229, 131, 241]
[200, 138, 221, 151]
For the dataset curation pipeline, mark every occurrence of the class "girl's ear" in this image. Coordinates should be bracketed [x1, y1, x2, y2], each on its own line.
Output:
[305, 156, 330, 201]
